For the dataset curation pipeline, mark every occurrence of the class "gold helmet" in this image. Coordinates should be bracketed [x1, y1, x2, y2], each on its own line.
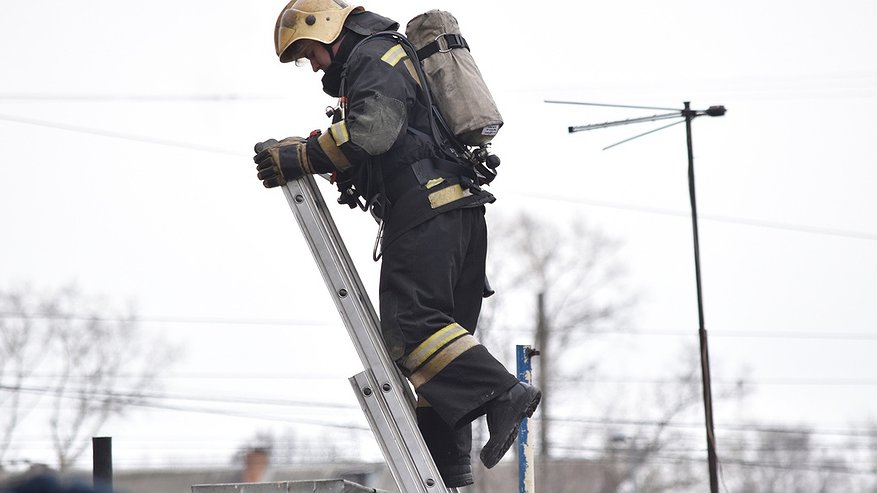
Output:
[274, 0, 363, 63]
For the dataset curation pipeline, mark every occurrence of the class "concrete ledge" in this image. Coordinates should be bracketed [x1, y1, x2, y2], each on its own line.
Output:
[191, 479, 390, 493]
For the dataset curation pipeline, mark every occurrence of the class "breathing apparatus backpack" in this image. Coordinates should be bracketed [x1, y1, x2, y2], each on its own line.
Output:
[405, 10, 503, 184]
[406, 11, 503, 145]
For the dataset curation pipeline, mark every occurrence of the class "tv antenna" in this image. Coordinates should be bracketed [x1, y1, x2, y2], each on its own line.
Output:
[547, 99, 726, 493]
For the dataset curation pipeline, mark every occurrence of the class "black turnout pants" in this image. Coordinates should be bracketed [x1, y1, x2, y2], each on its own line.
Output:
[379, 206, 519, 472]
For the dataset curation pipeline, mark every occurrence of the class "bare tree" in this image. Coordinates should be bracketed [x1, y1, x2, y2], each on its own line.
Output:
[719, 425, 874, 493]
[0, 285, 176, 471]
[591, 346, 742, 493]
[480, 211, 636, 459]
[475, 212, 756, 493]
[0, 289, 58, 468]
[478, 211, 874, 492]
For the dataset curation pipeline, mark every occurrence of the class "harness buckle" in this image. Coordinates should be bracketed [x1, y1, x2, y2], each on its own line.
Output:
[434, 33, 466, 53]
[372, 219, 385, 262]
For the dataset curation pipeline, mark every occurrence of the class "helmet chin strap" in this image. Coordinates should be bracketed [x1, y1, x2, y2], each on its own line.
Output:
[322, 43, 335, 63]
[324, 32, 347, 63]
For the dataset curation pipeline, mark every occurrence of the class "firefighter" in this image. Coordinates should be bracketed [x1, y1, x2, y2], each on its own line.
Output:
[252, 0, 541, 486]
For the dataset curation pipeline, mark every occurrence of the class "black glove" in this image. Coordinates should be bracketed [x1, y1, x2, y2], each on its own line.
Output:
[253, 137, 311, 188]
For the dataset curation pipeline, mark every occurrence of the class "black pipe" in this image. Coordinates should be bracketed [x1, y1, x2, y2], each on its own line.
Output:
[92, 436, 113, 490]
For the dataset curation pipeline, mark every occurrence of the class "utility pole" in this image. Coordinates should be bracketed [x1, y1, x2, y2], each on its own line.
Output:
[535, 292, 548, 459]
[548, 99, 725, 493]
[684, 102, 720, 493]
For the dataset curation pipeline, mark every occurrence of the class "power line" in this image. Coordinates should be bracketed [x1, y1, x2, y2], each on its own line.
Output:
[0, 311, 334, 328]
[552, 376, 877, 387]
[545, 415, 877, 439]
[4, 312, 875, 341]
[0, 93, 288, 102]
[11, 372, 877, 390]
[584, 327, 877, 341]
[550, 446, 877, 477]
[16, 372, 346, 381]
[11, 380, 873, 442]
[542, 71, 877, 103]
[1, 112, 875, 243]
[13, 371, 877, 390]
[6, 393, 875, 472]
[0, 383, 357, 411]
[4, 71, 876, 103]
[0, 384, 369, 432]
[513, 191, 877, 242]
[0, 113, 245, 157]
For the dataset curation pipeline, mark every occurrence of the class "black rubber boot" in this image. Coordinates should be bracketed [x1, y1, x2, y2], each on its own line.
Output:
[417, 407, 474, 487]
[479, 382, 542, 469]
[437, 464, 474, 488]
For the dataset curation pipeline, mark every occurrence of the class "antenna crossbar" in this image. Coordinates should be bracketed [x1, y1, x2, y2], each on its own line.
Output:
[545, 100, 681, 112]
[568, 112, 682, 133]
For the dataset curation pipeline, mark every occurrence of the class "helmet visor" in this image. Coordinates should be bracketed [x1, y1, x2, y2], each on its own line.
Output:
[286, 39, 316, 67]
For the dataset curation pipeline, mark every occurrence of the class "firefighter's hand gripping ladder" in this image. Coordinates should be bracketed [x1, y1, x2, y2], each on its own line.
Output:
[281, 175, 458, 493]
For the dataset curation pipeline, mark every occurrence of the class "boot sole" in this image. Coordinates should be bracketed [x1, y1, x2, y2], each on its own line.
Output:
[479, 387, 542, 468]
[443, 473, 474, 488]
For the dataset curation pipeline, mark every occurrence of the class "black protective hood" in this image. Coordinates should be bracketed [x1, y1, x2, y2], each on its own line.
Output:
[345, 10, 399, 36]
[321, 11, 400, 96]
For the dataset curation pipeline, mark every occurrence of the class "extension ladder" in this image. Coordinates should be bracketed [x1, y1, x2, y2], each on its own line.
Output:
[281, 175, 458, 493]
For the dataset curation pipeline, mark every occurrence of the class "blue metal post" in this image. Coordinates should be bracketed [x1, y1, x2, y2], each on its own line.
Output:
[517, 345, 538, 493]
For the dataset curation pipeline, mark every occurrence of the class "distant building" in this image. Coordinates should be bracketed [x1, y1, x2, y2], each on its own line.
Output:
[3, 459, 608, 493]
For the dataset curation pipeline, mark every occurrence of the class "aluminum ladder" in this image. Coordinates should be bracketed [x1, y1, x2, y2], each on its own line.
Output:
[281, 175, 457, 493]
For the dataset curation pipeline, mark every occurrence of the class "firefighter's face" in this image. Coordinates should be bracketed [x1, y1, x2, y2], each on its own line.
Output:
[296, 40, 332, 73]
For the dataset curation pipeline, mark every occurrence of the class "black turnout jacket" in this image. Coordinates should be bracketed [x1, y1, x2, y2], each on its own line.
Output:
[302, 13, 494, 248]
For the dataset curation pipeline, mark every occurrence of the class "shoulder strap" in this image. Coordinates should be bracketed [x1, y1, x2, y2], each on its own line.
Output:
[339, 32, 484, 192]
[415, 33, 469, 61]
[342, 32, 453, 151]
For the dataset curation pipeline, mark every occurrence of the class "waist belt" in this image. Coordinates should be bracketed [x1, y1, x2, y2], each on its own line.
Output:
[384, 157, 475, 201]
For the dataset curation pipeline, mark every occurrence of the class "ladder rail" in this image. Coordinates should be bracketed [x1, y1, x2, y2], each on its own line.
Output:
[281, 176, 405, 396]
[281, 175, 455, 493]
[351, 370, 444, 492]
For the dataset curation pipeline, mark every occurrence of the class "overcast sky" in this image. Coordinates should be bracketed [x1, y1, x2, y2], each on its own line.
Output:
[2, 0, 876, 475]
